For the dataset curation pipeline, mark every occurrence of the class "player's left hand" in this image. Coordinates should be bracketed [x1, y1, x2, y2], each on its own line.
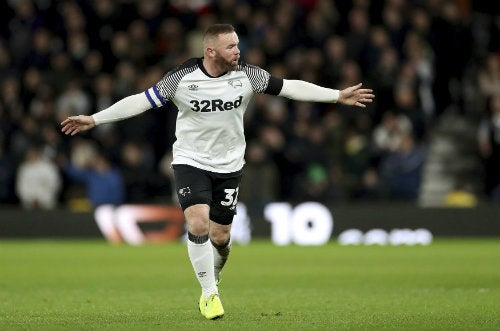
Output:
[338, 83, 375, 108]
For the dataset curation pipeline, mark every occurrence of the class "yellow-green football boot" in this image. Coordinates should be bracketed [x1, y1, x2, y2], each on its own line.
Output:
[203, 294, 224, 320]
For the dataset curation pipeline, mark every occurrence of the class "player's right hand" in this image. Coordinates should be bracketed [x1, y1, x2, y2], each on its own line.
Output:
[60, 115, 96, 136]
[338, 83, 375, 108]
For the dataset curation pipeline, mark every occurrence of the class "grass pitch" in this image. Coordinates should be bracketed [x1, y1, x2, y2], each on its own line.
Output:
[1, 239, 499, 331]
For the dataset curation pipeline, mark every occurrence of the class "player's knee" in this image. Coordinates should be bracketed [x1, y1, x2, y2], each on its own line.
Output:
[209, 226, 231, 246]
[210, 234, 230, 247]
[185, 204, 210, 236]
[188, 221, 209, 236]
[186, 215, 209, 235]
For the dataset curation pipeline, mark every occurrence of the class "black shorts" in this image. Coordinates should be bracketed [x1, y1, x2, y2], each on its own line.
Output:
[172, 164, 243, 225]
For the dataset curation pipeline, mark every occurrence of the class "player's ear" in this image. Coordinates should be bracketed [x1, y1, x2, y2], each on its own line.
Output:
[206, 47, 216, 57]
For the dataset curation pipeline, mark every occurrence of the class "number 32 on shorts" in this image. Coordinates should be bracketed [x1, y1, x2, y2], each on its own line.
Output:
[221, 187, 239, 208]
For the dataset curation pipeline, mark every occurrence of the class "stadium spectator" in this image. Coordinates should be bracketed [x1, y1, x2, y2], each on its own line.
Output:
[323, 35, 347, 86]
[349, 166, 386, 201]
[393, 81, 426, 140]
[341, 122, 372, 198]
[371, 110, 413, 163]
[112, 61, 138, 98]
[9, 115, 39, 162]
[62, 149, 124, 208]
[22, 67, 43, 106]
[239, 140, 279, 219]
[478, 52, 500, 107]
[119, 141, 170, 203]
[91, 73, 116, 115]
[1, 76, 24, 126]
[40, 123, 63, 161]
[55, 78, 91, 119]
[127, 19, 155, 67]
[257, 124, 289, 196]
[367, 46, 399, 123]
[81, 50, 105, 88]
[382, 1, 408, 53]
[15, 144, 61, 210]
[403, 31, 435, 122]
[430, 0, 473, 116]
[323, 108, 346, 161]
[345, 7, 370, 62]
[295, 124, 335, 202]
[25, 74, 56, 124]
[47, 52, 76, 96]
[364, 25, 392, 73]
[25, 28, 53, 70]
[380, 131, 427, 200]
[6, 0, 42, 69]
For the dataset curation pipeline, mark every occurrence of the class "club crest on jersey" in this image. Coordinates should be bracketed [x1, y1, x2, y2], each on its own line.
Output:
[188, 84, 198, 91]
[228, 80, 242, 88]
[178, 187, 191, 196]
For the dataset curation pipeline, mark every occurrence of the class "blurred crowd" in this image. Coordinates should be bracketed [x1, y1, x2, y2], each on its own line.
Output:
[1, 0, 499, 212]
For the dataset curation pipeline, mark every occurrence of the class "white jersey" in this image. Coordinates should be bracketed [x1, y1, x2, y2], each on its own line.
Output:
[144, 58, 282, 173]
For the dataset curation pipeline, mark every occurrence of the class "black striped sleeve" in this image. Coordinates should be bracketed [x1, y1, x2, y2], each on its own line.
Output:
[155, 58, 199, 101]
[241, 63, 283, 95]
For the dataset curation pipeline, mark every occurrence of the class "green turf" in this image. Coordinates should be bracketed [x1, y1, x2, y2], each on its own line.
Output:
[0, 239, 499, 331]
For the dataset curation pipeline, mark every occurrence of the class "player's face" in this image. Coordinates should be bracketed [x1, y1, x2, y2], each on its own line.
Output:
[213, 32, 240, 71]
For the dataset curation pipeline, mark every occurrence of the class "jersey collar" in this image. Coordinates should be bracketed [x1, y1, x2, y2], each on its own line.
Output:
[198, 57, 228, 78]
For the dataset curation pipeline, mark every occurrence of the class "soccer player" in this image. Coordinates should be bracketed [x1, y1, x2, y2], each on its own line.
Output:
[61, 24, 374, 320]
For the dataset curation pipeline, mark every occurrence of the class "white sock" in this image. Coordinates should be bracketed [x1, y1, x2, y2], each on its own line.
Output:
[187, 233, 218, 299]
[212, 238, 232, 283]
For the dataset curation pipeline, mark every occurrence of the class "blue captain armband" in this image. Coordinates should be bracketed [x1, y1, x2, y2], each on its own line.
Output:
[145, 86, 167, 108]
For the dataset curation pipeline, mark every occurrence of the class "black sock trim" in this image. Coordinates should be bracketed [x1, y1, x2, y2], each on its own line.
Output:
[188, 232, 209, 244]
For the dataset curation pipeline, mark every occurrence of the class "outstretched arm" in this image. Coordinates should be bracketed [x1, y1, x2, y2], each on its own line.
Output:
[278, 80, 374, 108]
[60, 93, 152, 136]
